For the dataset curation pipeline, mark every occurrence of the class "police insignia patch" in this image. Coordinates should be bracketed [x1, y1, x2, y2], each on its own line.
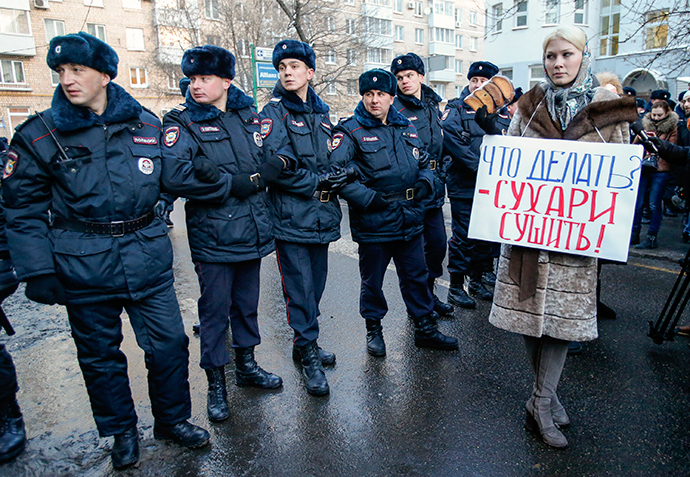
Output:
[331, 133, 344, 150]
[138, 157, 154, 175]
[441, 109, 450, 121]
[413, 147, 420, 160]
[3, 151, 18, 179]
[254, 131, 263, 147]
[164, 126, 180, 147]
[260, 119, 273, 138]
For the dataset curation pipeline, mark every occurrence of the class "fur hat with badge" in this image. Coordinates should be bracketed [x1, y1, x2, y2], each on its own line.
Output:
[359, 69, 397, 96]
[272, 40, 316, 71]
[47, 32, 119, 79]
[390, 53, 425, 76]
[467, 61, 499, 80]
[182, 45, 236, 80]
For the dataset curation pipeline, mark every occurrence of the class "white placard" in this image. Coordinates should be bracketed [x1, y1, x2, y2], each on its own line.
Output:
[468, 135, 644, 262]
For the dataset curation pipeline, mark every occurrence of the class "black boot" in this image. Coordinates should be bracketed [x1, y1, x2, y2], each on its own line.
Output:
[112, 425, 139, 470]
[298, 341, 329, 396]
[468, 275, 493, 301]
[153, 420, 210, 448]
[635, 234, 658, 249]
[292, 344, 336, 366]
[365, 319, 386, 357]
[205, 366, 229, 422]
[447, 275, 476, 309]
[235, 347, 283, 389]
[192, 322, 200, 334]
[413, 313, 459, 350]
[428, 277, 453, 317]
[0, 398, 25, 464]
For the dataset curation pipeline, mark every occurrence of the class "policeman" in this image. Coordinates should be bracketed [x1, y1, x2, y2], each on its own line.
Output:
[260, 40, 351, 396]
[330, 69, 458, 356]
[391, 53, 453, 317]
[161, 45, 283, 423]
[2, 32, 209, 470]
[441, 61, 510, 309]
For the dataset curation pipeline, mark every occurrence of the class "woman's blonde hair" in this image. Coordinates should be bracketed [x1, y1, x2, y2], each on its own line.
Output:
[542, 26, 588, 54]
[595, 71, 623, 95]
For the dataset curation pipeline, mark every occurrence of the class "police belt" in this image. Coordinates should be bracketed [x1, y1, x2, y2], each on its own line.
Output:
[52, 211, 155, 236]
[312, 190, 332, 203]
[383, 188, 415, 201]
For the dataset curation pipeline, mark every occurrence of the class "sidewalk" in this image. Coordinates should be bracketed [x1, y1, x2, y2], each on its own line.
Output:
[629, 211, 689, 264]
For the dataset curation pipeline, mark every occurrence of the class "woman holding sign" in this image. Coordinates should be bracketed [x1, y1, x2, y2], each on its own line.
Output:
[488, 26, 638, 449]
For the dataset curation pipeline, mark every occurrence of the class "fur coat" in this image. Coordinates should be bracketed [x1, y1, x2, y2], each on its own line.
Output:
[635, 110, 679, 171]
[488, 86, 638, 341]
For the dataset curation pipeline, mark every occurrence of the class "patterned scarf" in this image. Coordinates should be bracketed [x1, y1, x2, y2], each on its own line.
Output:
[543, 45, 594, 130]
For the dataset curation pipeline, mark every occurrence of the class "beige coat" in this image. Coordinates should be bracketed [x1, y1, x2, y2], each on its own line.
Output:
[488, 86, 639, 341]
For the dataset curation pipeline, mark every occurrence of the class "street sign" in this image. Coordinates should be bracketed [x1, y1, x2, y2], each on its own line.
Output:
[256, 62, 279, 88]
[255, 47, 274, 62]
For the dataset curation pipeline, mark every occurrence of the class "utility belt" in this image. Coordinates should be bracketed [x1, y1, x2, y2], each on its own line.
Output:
[312, 190, 333, 203]
[384, 188, 415, 201]
[52, 210, 155, 236]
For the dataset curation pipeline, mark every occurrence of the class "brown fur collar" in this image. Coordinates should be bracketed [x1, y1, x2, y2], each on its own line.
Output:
[517, 86, 639, 140]
[641, 110, 679, 136]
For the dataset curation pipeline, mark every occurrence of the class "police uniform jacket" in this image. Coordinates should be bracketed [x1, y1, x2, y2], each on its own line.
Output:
[393, 83, 445, 209]
[2, 83, 172, 304]
[330, 101, 433, 243]
[442, 85, 511, 199]
[259, 82, 341, 244]
[0, 143, 17, 292]
[161, 85, 274, 263]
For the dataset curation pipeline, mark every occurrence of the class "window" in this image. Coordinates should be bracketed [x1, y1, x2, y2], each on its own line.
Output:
[366, 47, 391, 64]
[50, 70, 59, 86]
[344, 0, 355, 5]
[329, 113, 338, 124]
[455, 85, 462, 97]
[325, 50, 336, 64]
[645, 9, 669, 50]
[432, 1, 454, 15]
[433, 83, 445, 98]
[414, 1, 423, 16]
[415, 28, 424, 44]
[0, 9, 31, 35]
[126, 28, 145, 51]
[490, 4, 503, 32]
[455, 59, 463, 74]
[207, 35, 221, 46]
[529, 64, 545, 89]
[433, 28, 454, 43]
[44, 19, 66, 42]
[455, 34, 463, 48]
[469, 36, 478, 51]
[363, 17, 392, 36]
[1, 60, 25, 84]
[599, 0, 620, 56]
[326, 83, 337, 95]
[167, 69, 181, 90]
[394, 0, 403, 12]
[395, 25, 404, 41]
[469, 10, 478, 25]
[87, 23, 107, 41]
[346, 48, 357, 65]
[544, 0, 559, 24]
[348, 79, 357, 95]
[574, 0, 587, 24]
[129, 67, 148, 88]
[159, 0, 187, 8]
[515, 0, 528, 27]
[122, 0, 141, 8]
[8, 108, 30, 137]
[326, 16, 336, 31]
[159, 26, 192, 49]
[346, 18, 357, 35]
[499, 67, 513, 80]
[205, 0, 221, 20]
[455, 8, 462, 26]
[84, 0, 104, 7]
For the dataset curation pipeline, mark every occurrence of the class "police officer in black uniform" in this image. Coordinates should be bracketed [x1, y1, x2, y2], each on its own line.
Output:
[2, 32, 209, 470]
[260, 40, 352, 396]
[391, 53, 453, 317]
[330, 69, 458, 356]
[161, 45, 283, 423]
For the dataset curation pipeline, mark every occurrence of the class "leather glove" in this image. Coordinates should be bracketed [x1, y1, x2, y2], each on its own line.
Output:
[154, 200, 168, 219]
[0, 283, 17, 303]
[418, 150, 430, 168]
[413, 180, 431, 201]
[647, 137, 688, 163]
[475, 105, 503, 135]
[317, 169, 349, 191]
[257, 155, 285, 185]
[25, 274, 67, 305]
[368, 191, 390, 212]
[458, 130, 472, 145]
[343, 167, 359, 183]
[231, 173, 259, 200]
[193, 156, 221, 183]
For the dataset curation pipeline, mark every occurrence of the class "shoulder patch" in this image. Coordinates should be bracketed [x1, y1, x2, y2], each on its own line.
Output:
[441, 109, 450, 121]
[3, 150, 18, 179]
[331, 132, 344, 151]
[260, 118, 273, 138]
[164, 126, 180, 147]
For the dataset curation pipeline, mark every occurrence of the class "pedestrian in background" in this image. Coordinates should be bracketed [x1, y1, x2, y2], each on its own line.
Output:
[488, 26, 638, 449]
[2, 32, 209, 470]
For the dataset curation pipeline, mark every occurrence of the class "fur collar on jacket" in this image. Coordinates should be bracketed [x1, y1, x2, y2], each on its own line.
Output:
[641, 110, 679, 137]
[51, 82, 142, 132]
[516, 86, 638, 141]
[396, 83, 442, 109]
[354, 101, 410, 128]
[272, 81, 329, 114]
[184, 84, 254, 122]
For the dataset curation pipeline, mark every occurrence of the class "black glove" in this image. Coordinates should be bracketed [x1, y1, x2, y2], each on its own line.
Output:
[154, 200, 168, 219]
[193, 156, 221, 183]
[25, 274, 67, 305]
[368, 191, 390, 212]
[648, 137, 688, 163]
[317, 169, 349, 191]
[418, 150, 430, 168]
[475, 105, 503, 135]
[0, 283, 17, 303]
[458, 130, 472, 145]
[257, 155, 285, 185]
[414, 180, 431, 201]
[231, 173, 259, 199]
[343, 167, 359, 183]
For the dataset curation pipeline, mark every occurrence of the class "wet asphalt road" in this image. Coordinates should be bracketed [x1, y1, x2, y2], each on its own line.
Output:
[1, 201, 689, 476]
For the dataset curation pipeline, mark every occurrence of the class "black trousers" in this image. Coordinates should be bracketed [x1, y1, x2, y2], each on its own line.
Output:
[358, 234, 434, 321]
[422, 206, 448, 280]
[448, 198, 494, 279]
[195, 259, 261, 369]
[0, 343, 18, 401]
[276, 240, 329, 347]
[66, 285, 191, 437]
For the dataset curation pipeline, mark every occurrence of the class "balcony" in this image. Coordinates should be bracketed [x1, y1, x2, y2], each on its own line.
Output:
[428, 69, 455, 83]
[0, 34, 36, 56]
[429, 42, 455, 57]
[428, 13, 455, 29]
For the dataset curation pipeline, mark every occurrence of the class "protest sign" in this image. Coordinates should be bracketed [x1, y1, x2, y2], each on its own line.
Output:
[468, 135, 643, 262]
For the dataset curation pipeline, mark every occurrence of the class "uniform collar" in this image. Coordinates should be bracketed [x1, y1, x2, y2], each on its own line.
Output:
[272, 81, 329, 114]
[183, 84, 255, 122]
[396, 84, 441, 109]
[354, 101, 410, 128]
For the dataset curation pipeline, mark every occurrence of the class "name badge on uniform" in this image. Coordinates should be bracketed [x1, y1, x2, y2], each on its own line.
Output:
[138, 157, 154, 175]
[362, 136, 379, 142]
[291, 120, 305, 127]
[133, 136, 158, 145]
[3, 150, 18, 179]
[164, 126, 180, 147]
[199, 126, 220, 133]
[407, 116, 418, 121]
[254, 131, 263, 147]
